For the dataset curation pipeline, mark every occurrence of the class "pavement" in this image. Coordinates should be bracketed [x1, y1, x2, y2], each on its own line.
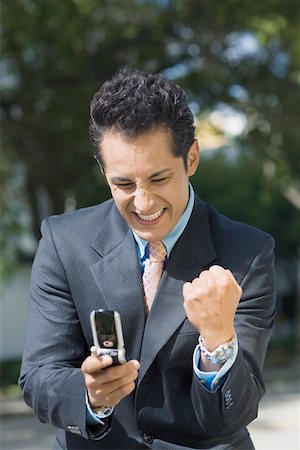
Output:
[0, 364, 299, 450]
[248, 366, 300, 450]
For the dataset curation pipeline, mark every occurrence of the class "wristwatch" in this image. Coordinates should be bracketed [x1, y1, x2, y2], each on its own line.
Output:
[92, 405, 112, 416]
[198, 333, 237, 365]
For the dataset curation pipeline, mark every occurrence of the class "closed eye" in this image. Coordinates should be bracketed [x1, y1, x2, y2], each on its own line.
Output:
[116, 183, 134, 189]
[151, 177, 168, 183]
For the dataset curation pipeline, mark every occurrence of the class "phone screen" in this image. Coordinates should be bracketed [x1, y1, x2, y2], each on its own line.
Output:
[94, 311, 118, 349]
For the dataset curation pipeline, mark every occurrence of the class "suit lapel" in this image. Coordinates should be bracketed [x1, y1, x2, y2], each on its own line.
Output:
[90, 205, 146, 362]
[138, 195, 217, 384]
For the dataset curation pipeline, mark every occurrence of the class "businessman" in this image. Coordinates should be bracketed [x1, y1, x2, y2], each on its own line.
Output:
[19, 68, 276, 450]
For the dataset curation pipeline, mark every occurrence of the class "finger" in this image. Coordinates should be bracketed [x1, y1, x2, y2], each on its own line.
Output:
[81, 354, 113, 374]
[183, 282, 192, 298]
[183, 275, 209, 302]
[84, 360, 140, 407]
[209, 266, 233, 289]
[90, 364, 140, 407]
[198, 270, 216, 287]
[208, 265, 227, 278]
[209, 266, 242, 299]
[98, 360, 140, 384]
[103, 381, 137, 405]
[225, 269, 242, 289]
[98, 367, 139, 397]
[210, 266, 242, 290]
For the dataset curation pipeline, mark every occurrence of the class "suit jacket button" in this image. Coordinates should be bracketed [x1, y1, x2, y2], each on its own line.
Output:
[143, 432, 154, 444]
[66, 425, 82, 435]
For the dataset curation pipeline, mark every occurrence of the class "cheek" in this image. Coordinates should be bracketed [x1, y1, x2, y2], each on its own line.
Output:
[170, 190, 188, 216]
[112, 193, 131, 213]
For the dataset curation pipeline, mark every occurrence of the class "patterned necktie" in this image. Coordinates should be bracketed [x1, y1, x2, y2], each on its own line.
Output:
[142, 241, 167, 311]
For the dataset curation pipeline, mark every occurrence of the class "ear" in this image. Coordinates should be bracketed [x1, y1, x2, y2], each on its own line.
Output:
[187, 139, 200, 176]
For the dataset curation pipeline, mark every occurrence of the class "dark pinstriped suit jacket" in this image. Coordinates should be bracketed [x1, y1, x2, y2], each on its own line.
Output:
[19, 194, 276, 450]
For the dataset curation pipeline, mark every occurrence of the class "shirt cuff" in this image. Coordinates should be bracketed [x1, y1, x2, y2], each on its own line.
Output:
[85, 393, 114, 426]
[193, 337, 238, 392]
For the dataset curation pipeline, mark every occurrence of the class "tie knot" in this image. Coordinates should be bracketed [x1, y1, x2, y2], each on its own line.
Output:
[148, 241, 167, 262]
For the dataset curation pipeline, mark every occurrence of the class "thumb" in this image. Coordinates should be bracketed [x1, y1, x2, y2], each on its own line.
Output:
[81, 353, 113, 374]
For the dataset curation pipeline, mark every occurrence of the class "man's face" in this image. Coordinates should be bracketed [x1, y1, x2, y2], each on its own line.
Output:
[100, 127, 199, 242]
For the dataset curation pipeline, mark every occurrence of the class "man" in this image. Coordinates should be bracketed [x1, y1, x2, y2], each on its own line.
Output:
[19, 68, 276, 450]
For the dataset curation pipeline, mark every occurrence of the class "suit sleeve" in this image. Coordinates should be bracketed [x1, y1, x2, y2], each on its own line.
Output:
[190, 236, 276, 436]
[19, 218, 111, 440]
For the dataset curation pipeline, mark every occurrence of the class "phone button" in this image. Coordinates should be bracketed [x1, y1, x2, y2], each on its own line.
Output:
[142, 432, 154, 444]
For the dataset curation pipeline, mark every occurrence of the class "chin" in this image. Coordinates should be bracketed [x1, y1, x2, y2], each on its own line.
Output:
[134, 230, 159, 242]
[145, 231, 168, 243]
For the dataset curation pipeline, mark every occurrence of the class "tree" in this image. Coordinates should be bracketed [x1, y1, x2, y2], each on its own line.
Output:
[193, 150, 300, 257]
[1, 0, 299, 259]
[1, 0, 171, 239]
[161, 0, 300, 210]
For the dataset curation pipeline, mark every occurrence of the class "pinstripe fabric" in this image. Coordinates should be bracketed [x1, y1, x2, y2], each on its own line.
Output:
[19, 195, 275, 450]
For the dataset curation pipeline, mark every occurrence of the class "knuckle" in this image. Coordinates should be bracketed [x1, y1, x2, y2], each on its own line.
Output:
[101, 368, 115, 383]
[183, 281, 191, 291]
[84, 374, 96, 389]
[184, 296, 196, 309]
[210, 264, 222, 271]
[201, 277, 214, 290]
[97, 386, 108, 398]
[191, 278, 199, 288]
[218, 276, 228, 287]
[124, 382, 136, 396]
[132, 369, 139, 380]
[87, 378, 98, 390]
[128, 361, 139, 371]
[183, 299, 189, 311]
[118, 383, 134, 398]
[199, 270, 208, 279]
[81, 358, 92, 373]
[103, 394, 115, 405]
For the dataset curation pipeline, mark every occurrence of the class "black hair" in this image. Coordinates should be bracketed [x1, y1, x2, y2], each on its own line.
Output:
[89, 67, 195, 170]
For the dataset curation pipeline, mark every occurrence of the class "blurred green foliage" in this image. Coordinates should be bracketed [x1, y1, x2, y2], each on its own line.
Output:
[1, 0, 299, 274]
[0, 159, 23, 277]
[193, 151, 300, 257]
[0, 359, 22, 395]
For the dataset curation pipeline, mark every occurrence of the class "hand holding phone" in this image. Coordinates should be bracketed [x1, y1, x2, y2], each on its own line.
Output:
[82, 311, 138, 408]
[90, 310, 126, 365]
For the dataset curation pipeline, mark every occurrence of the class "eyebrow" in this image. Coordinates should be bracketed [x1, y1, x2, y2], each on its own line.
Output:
[110, 168, 173, 183]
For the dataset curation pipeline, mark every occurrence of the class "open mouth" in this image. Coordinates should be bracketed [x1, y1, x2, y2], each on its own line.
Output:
[134, 208, 165, 223]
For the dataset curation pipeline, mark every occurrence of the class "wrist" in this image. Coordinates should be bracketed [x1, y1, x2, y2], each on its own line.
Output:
[200, 330, 235, 352]
[198, 332, 237, 365]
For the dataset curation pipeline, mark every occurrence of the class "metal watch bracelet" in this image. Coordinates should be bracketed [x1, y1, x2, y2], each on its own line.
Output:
[198, 333, 237, 365]
[92, 405, 112, 416]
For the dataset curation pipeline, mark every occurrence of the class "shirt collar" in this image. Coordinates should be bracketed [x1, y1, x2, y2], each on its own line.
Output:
[132, 183, 195, 259]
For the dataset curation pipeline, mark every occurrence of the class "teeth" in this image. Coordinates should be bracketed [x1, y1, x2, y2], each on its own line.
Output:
[137, 209, 164, 221]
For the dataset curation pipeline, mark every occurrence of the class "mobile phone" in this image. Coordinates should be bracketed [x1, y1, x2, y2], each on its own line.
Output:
[90, 309, 126, 365]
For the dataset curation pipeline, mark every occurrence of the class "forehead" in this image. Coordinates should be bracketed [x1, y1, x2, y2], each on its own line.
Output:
[100, 127, 179, 173]
[101, 126, 172, 150]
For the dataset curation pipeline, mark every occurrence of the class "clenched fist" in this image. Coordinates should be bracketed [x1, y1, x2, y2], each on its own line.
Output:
[183, 265, 242, 352]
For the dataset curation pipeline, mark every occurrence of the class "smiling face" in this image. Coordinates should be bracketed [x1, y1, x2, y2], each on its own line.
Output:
[100, 127, 199, 242]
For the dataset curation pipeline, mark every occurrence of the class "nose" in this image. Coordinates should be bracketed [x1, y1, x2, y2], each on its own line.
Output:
[133, 187, 153, 212]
